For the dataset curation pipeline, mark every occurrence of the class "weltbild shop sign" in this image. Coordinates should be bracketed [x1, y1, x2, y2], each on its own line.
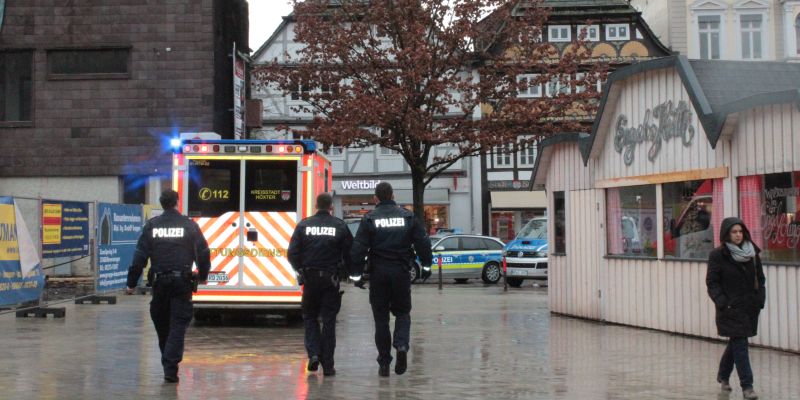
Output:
[340, 180, 382, 190]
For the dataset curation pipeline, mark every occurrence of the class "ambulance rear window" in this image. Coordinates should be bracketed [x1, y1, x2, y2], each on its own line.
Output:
[187, 159, 241, 218]
[245, 160, 298, 212]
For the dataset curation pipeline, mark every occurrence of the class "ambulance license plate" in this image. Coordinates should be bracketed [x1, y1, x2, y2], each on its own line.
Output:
[207, 272, 229, 282]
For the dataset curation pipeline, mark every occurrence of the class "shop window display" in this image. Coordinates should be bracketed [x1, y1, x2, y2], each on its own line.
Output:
[606, 185, 657, 257]
[662, 179, 722, 259]
[739, 172, 800, 263]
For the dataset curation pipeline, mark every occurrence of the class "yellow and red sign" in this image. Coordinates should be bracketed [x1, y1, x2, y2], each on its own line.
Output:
[41, 203, 63, 245]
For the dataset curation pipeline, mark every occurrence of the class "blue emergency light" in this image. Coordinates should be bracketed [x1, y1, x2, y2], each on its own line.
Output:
[170, 138, 182, 149]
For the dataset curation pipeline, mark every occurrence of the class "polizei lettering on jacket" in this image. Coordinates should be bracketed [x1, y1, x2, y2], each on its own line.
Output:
[152, 227, 185, 238]
[305, 226, 336, 236]
[374, 218, 405, 228]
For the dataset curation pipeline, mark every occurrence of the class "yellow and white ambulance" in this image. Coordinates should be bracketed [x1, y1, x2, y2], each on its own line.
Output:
[173, 139, 331, 312]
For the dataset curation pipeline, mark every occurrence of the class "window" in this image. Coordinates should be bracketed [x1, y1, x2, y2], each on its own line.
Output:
[483, 239, 504, 251]
[545, 76, 570, 97]
[740, 14, 763, 59]
[0, 51, 33, 122]
[494, 143, 512, 167]
[378, 129, 398, 156]
[516, 74, 542, 98]
[122, 175, 147, 205]
[47, 48, 130, 78]
[605, 24, 630, 41]
[187, 159, 241, 218]
[796, 15, 800, 55]
[698, 15, 721, 59]
[663, 179, 721, 259]
[553, 191, 566, 254]
[461, 237, 485, 251]
[245, 160, 298, 212]
[436, 237, 459, 251]
[518, 138, 537, 166]
[290, 82, 305, 101]
[577, 25, 600, 41]
[548, 25, 571, 42]
[738, 172, 800, 263]
[606, 185, 657, 257]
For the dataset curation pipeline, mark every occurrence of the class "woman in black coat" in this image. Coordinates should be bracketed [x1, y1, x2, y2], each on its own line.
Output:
[706, 217, 766, 400]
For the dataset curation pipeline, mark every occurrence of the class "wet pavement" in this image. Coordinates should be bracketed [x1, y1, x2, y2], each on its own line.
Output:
[0, 283, 798, 400]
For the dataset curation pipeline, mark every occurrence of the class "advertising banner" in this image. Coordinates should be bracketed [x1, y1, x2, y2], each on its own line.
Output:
[41, 200, 90, 259]
[0, 197, 45, 305]
[96, 203, 143, 291]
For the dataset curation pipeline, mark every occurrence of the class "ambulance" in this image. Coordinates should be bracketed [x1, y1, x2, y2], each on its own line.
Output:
[173, 139, 331, 313]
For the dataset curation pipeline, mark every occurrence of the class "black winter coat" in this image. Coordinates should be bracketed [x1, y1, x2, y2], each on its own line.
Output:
[706, 217, 766, 338]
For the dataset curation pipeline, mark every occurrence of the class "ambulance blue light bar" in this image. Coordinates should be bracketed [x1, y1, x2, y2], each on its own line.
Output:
[177, 140, 317, 155]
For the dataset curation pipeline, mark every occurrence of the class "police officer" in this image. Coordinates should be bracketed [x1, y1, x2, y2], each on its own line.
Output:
[125, 189, 210, 383]
[287, 193, 353, 377]
[350, 182, 432, 377]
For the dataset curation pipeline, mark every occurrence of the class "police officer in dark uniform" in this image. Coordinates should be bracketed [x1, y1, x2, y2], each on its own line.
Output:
[350, 182, 432, 377]
[125, 189, 210, 383]
[288, 193, 353, 377]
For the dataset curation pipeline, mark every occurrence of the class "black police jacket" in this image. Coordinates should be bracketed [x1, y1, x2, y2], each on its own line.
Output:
[287, 210, 353, 275]
[126, 208, 211, 288]
[350, 200, 433, 276]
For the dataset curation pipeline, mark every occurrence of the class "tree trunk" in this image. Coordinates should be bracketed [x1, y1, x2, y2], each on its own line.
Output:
[410, 166, 427, 231]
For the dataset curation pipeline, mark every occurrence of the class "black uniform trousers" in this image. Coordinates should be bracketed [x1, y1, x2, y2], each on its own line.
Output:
[150, 274, 193, 377]
[369, 263, 412, 366]
[302, 269, 341, 370]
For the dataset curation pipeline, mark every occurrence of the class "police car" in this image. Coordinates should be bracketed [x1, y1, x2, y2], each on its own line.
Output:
[417, 234, 505, 284]
[503, 217, 548, 287]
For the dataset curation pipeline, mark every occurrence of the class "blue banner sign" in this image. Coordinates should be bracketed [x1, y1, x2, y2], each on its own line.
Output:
[96, 203, 143, 291]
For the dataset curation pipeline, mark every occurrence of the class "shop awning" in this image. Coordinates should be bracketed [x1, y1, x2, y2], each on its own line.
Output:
[490, 191, 547, 209]
[394, 189, 449, 204]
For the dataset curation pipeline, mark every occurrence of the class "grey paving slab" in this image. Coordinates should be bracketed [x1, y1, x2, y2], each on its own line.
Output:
[0, 284, 798, 400]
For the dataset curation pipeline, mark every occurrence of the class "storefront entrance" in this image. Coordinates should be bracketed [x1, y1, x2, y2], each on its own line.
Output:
[340, 195, 449, 235]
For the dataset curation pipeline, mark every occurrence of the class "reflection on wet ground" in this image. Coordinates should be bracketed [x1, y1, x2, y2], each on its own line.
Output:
[0, 283, 798, 399]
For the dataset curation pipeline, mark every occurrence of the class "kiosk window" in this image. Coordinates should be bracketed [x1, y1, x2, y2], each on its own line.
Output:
[187, 159, 240, 218]
[245, 160, 298, 212]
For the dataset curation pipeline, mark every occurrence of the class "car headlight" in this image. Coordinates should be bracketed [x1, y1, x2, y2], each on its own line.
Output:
[535, 251, 547, 258]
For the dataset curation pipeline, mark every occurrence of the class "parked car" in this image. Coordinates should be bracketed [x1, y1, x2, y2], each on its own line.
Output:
[503, 217, 548, 287]
[419, 234, 505, 284]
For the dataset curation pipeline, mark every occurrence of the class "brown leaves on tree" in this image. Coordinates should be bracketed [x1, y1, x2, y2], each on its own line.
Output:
[252, 0, 607, 217]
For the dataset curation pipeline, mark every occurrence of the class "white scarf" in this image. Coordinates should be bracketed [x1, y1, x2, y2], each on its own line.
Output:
[725, 240, 755, 262]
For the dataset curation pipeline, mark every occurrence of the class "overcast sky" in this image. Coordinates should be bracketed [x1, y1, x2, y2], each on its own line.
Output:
[249, 0, 295, 51]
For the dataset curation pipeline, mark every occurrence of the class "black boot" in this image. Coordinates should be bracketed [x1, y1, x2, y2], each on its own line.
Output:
[395, 349, 407, 375]
[307, 355, 320, 372]
[378, 364, 390, 377]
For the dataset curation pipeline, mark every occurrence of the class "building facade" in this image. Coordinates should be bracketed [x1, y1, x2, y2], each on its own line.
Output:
[480, 0, 672, 240]
[632, 0, 800, 62]
[0, 0, 249, 205]
[532, 55, 800, 352]
[250, 14, 482, 235]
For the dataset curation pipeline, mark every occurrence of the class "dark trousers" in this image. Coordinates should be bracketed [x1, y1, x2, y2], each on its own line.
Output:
[302, 270, 341, 371]
[369, 264, 411, 366]
[718, 337, 754, 389]
[150, 275, 193, 377]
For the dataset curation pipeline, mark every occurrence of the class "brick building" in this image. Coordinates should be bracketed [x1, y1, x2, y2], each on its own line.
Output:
[0, 0, 248, 204]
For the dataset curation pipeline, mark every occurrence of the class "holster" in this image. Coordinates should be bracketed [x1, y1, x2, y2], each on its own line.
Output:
[146, 269, 155, 287]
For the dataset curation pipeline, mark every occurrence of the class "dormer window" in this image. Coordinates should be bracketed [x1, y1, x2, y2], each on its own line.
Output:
[548, 25, 571, 42]
[606, 24, 630, 40]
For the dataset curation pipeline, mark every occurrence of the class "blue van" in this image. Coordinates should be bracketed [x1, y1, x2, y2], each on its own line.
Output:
[502, 217, 548, 287]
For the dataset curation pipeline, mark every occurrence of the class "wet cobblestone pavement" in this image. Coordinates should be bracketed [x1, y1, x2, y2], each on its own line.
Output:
[0, 283, 798, 400]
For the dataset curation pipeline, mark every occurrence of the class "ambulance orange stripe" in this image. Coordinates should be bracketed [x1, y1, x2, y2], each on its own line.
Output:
[254, 212, 291, 243]
[249, 256, 286, 286]
[249, 243, 295, 285]
[276, 212, 298, 231]
[244, 263, 275, 286]
[247, 216, 289, 253]
[204, 213, 240, 246]
[195, 217, 214, 231]
[210, 232, 240, 261]
[210, 255, 236, 272]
